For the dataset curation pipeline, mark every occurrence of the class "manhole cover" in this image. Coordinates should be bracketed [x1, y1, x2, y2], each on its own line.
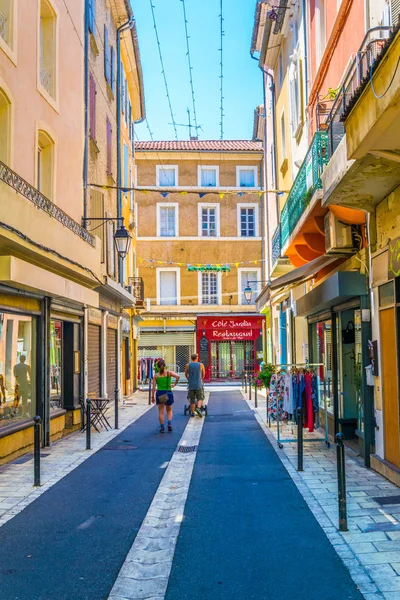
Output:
[373, 495, 400, 505]
[178, 445, 196, 453]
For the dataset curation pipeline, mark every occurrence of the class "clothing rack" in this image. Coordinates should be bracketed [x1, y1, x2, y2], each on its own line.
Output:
[268, 362, 330, 449]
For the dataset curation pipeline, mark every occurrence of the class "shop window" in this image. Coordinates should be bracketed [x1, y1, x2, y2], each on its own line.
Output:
[201, 273, 219, 305]
[39, 0, 57, 99]
[50, 320, 62, 407]
[0, 312, 37, 427]
[0, 87, 11, 164]
[37, 129, 54, 199]
[311, 319, 333, 413]
[0, 0, 14, 49]
[379, 281, 394, 307]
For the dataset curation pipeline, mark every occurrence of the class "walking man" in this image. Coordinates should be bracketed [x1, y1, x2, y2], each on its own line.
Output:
[185, 353, 205, 418]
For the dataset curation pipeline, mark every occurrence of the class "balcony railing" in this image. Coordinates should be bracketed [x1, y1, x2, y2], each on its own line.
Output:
[325, 26, 395, 155]
[280, 132, 329, 250]
[0, 11, 7, 41]
[271, 225, 281, 267]
[129, 277, 145, 307]
[40, 62, 52, 95]
[0, 161, 95, 246]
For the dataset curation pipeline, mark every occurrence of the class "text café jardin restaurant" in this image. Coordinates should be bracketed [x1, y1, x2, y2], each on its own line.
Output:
[197, 316, 263, 381]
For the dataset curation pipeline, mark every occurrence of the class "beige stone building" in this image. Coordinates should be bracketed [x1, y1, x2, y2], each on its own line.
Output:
[135, 140, 265, 382]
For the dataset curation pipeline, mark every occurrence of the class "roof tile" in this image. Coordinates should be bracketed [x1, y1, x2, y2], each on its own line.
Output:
[135, 140, 263, 152]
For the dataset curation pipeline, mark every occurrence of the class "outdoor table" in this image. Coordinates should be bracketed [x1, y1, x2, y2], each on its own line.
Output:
[81, 397, 112, 433]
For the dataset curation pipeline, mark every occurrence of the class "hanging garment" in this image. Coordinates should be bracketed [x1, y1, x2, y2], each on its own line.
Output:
[283, 372, 294, 414]
[304, 371, 315, 432]
[268, 373, 287, 421]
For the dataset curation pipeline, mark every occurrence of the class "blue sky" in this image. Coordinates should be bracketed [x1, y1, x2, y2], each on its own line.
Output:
[130, 0, 262, 141]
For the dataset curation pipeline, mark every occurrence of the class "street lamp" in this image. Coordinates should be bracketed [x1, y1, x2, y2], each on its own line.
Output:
[113, 223, 131, 260]
[244, 280, 269, 305]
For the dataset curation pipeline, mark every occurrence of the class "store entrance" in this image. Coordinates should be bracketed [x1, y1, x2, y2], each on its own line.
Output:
[210, 341, 254, 380]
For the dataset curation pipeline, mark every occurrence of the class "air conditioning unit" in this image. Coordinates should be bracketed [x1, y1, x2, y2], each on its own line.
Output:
[324, 212, 354, 254]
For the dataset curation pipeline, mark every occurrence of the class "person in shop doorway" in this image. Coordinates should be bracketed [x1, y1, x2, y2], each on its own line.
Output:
[185, 353, 205, 418]
[13, 355, 31, 417]
[151, 359, 180, 433]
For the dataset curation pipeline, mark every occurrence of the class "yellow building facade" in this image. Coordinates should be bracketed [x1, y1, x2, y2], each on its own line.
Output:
[135, 141, 265, 383]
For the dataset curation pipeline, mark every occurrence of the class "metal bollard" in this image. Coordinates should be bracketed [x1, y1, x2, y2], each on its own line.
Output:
[242, 372, 244, 390]
[254, 379, 258, 408]
[33, 416, 41, 486]
[115, 388, 119, 430]
[335, 432, 348, 532]
[86, 399, 91, 450]
[297, 408, 304, 472]
[244, 373, 248, 394]
[249, 375, 252, 401]
[148, 378, 152, 405]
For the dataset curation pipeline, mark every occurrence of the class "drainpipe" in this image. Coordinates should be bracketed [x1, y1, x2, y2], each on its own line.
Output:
[117, 17, 135, 285]
[83, 1, 89, 227]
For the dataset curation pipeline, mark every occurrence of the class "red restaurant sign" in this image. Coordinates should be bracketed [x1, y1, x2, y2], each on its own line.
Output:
[197, 316, 262, 342]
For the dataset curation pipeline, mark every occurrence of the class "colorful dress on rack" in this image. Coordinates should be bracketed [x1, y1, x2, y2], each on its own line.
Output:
[268, 373, 287, 421]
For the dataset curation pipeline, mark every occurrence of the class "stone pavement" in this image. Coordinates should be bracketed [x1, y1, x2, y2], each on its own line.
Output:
[245, 388, 400, 600]
[0, 391, 151, 529]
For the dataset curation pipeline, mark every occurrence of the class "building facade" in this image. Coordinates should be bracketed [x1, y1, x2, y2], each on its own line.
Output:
[135, 140, 264, 382]
[0, 0, 145, 464]
[252, 0, 397, 471]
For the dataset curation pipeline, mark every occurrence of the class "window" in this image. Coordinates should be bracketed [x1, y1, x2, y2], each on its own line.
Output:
[236, 166, 257, 188]
[289, 54, 303, 136]
[199, 203, 220, 237]
[37, 130, 54, 199]
[198, 166, 219, 187]
[316, 0, 326, 67]
[201, 273, 220, 305]
[87, 0, 96, 34]
[0, 311, 37, 428]
[158, 269, 179, 305]
[50, 320, 62, 403]
[0, 0, 14, 49]
[238, 269, 261, 305]
[39, 0, 57, 99]
[278, 49, 284, 86]
[89, 72, 96, 140]
[156, 165, 178, 187]
[157, 203, 178, 237]
[104, 25, 110, 83]
[106, 117, 112, 176]
[238, 204, 258, 237]
[106, 214, 115, 277]
[0, 87, 11, 164]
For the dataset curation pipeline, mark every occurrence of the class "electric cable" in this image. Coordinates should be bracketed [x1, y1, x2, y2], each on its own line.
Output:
[180, 0, 199, 137]
[219, 0, 225, 140]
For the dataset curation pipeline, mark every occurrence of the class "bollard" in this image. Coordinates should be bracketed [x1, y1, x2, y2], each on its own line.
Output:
[249, 375, 252, 401]
[33, 415, 41, 486]
[254, 379, 258, 408]
[242, 372, 244, 390]
[86, 399, 91, 450]
[244, 373, 248, 394]
[297, 408, 304, 472]
[148, 378, 152, 405]
[115, 388, 119, 430]
[335, 432, 348, 532]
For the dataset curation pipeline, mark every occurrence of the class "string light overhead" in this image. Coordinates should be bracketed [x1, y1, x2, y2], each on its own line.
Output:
[149, 1, 179, 140]
[219, 0, 225, 140]
[180, 0, 200, 139]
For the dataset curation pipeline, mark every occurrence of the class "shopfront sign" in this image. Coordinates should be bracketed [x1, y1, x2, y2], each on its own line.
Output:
[198, 316, 263, 342]
[88, 308, 102, 326]
[388, 236, 400, 279]
[108, 314, 119, 330]
[199, 336, 209, 367]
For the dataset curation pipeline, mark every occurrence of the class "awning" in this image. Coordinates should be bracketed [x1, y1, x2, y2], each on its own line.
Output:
[256, 254, 344, 311]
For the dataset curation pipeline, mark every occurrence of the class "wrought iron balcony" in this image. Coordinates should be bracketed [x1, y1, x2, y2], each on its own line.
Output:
[128, 277, 145, 308]
[0, 161, 95, 246]
[325, 26, 395, 155]
[0, 11, 7, 41]
[280, 132, 329, 250]
[271, 225, 281, 267]
[40, 62, 52, 95]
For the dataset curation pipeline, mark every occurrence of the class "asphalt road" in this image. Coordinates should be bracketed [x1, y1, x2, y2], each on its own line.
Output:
[0, 393, 187, 600]
[166, 390, 363, 600]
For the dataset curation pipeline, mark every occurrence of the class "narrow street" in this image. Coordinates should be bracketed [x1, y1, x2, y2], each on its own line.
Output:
[0, 389, 363, 599]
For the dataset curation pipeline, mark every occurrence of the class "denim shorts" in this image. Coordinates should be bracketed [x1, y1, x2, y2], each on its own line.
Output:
[156, 391, 174, 406]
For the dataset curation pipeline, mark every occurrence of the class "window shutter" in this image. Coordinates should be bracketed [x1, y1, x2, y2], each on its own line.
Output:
[104, 25, 110, 83]
[89, 190, 105, 262]
[121, 63, 125, 113]
[392, 0, 400, 25]
[89, 72, 96, 140]
[106, 117, 112, 176]
[110, 46, 115, 93]
[88, 0, 95, 33]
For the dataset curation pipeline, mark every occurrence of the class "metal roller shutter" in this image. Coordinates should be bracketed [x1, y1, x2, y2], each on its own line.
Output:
[88, 324, 101, 397]
[107, 328, 117, 399]
[392, 0, 400, 25]
[139, 332, 195, 347]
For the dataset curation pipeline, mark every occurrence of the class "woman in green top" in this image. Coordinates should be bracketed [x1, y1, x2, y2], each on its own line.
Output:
[152, 359, 180, 432]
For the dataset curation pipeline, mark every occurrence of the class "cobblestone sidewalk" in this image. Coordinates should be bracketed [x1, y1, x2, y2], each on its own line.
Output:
[245, 389, 400, 600]
[0, 392, 151, 529]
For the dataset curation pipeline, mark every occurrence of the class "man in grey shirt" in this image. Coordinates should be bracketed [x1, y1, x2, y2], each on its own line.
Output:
[185, 353, 205, 418]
